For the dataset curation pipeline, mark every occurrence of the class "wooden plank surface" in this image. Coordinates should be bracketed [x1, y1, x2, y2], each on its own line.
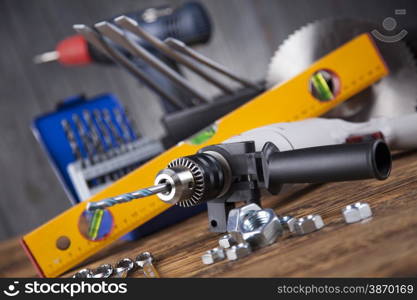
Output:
[1, 150, 416, 278]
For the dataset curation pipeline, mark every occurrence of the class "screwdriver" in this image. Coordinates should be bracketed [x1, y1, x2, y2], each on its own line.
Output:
[33, 2, 211, 66]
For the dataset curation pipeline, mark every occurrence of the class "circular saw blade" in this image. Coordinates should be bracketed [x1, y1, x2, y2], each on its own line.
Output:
[266, 19, 417, 120]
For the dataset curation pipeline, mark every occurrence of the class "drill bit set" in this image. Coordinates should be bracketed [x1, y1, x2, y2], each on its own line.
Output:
[33, 94, 163, 203]
[64, 108, 161, 200]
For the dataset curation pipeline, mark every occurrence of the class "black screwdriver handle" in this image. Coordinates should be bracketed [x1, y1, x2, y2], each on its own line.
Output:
[89, 2, 212, 63]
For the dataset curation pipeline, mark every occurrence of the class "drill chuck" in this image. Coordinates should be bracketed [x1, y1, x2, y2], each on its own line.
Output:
[154, 152, 229, 207]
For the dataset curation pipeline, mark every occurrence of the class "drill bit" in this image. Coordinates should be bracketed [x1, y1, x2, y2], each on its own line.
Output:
[83, 110, 107, 161]
[113, 107, 141, 172]
[87, 183, 169, 211]
[92, 109, 127, 180]
[114, 107, 140, 170]
[72, 114, 96, 165]
[92, 109, 118, 156]
[97, 108, 129, 178]
[113, 108, 135, 143]
[61, 119, 84, 166]
[102, 108, 127, 152]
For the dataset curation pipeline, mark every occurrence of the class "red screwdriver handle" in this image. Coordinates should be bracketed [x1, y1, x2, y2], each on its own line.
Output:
[56, 35, 92, 66]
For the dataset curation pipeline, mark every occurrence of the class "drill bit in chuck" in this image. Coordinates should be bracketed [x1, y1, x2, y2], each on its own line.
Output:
[86, 183, 170, 211]
[87, 151, 229, 211]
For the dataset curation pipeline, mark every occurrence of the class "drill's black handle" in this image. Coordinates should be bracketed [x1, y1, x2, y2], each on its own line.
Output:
[265, 140, 391, 193]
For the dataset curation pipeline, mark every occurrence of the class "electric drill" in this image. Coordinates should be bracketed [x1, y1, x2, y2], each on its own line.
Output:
[87, 113, 417, 232]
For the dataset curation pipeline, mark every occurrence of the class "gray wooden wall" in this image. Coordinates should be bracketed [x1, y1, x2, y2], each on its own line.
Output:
[0, 0, 416, 240]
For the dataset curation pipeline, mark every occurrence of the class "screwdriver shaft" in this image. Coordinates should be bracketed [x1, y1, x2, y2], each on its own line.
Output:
[165, 38, 261, 91]
[114, 15, 234, 94]
[33, 51, 59, 64]
[94, 21, 209, 104]
[73, 24, 186, 110]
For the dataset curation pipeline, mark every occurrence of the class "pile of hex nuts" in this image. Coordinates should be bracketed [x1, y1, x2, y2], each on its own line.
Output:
[202, 201, 372, 265]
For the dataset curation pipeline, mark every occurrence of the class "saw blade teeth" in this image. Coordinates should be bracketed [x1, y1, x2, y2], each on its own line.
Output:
[265, 19, 321, 88]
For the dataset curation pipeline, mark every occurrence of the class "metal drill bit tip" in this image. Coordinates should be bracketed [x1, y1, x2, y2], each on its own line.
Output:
[87, 183, 170, 211]
[33, 51, 60, 64]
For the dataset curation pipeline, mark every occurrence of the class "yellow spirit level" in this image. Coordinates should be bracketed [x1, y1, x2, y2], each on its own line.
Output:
[22, 34, 388, 277]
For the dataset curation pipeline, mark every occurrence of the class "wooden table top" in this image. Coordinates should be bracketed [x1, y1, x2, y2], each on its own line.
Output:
[1, 151, 417, 278]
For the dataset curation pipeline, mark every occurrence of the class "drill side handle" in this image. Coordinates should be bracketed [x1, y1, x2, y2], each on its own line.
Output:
[264, 140, 392, 194]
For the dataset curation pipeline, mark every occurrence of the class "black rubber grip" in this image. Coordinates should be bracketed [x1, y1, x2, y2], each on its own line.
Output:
[266, 140, 391, 186]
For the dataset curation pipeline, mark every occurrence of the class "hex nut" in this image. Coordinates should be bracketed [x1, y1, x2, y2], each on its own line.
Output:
[135, 252, 154, 268]
[116, 258, 135, 271]
[342, 202, 372, 224]
[73, 268, 93, 278]
[280, 216, 297, 233]
[240, 208, 283, 249]
[227, 203, 262, 234]
[201, 247, 225, 265]
[294, 214, 324, 235]
[114, 258, 135, 278]
[218, 234, 240, 249]
[226, 242, 252, 261]
[354, 202, 372, 219]
[342, 205, 361, 223]
[92, 264, 113, 278]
